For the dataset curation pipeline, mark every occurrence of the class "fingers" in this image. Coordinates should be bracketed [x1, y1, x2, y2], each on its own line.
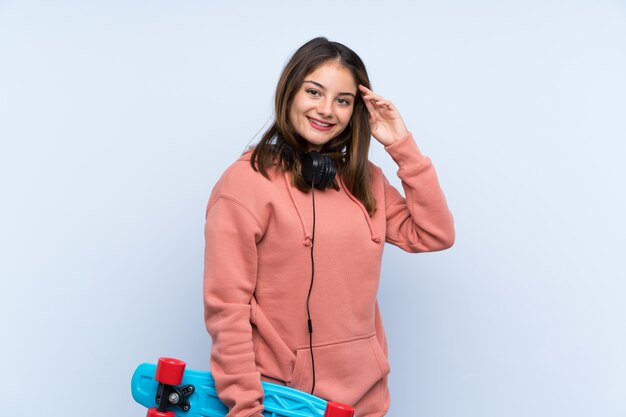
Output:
[359, 85, 377, 117]
[358, 84, 395, 112]
[358, 85, 409, 143]
[359, 84, 379, 103]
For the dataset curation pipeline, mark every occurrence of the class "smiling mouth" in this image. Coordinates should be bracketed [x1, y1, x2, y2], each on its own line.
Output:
[307, 117, 335, 130]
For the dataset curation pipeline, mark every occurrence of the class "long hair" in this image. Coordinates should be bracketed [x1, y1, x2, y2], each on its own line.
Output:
[250, 37, 376, 216]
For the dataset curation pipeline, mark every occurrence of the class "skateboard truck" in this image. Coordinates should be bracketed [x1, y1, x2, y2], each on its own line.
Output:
[147, 358, 194, 417]
[155, 381, 194, 411]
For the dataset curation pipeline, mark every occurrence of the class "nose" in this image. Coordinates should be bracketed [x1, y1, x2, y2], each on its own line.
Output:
[316, 98, 333, 118]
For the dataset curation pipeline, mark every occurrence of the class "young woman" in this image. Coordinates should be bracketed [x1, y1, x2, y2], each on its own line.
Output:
[204, 37, 455, 417]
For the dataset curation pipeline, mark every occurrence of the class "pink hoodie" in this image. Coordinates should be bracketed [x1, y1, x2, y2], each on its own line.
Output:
[204, 133, 454, 417]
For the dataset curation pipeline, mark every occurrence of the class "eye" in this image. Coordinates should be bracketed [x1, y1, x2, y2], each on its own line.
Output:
[336, 98, 351, 106]
[306, 88, 321, 97]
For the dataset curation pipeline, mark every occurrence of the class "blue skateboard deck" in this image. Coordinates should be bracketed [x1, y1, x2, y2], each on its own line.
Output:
[131, 362, 329, 417]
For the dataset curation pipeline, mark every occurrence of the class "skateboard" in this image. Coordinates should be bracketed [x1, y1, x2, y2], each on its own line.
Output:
[131, 357, 354, 417]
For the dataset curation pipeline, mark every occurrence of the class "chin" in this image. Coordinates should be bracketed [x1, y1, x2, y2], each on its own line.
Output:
[306, 139, 333, 151]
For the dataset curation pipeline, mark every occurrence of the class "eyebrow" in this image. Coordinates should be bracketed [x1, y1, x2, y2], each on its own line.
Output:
[304, 80, 356, 98]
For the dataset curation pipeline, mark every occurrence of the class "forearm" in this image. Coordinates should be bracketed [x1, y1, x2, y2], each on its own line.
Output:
[384, 133, 455, 252]
[204, 195, 266, 416]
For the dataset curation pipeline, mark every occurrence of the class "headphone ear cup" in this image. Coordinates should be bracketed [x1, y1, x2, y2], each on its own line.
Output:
[317, 154, 335, 189]
[303, 152, 336, 190]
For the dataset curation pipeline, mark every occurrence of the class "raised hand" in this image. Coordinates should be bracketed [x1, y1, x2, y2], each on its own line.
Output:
[359, 84, 409, 146]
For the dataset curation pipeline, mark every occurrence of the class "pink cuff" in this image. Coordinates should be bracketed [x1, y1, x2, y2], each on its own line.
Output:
[384, 132, 428, 170]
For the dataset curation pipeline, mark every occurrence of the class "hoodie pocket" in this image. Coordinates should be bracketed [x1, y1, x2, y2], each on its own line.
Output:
[250, 298, 296, 383]
[288, 332, 390, 405]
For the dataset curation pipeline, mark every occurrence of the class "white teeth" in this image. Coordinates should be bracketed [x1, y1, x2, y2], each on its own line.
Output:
[309, 118, 330, 127]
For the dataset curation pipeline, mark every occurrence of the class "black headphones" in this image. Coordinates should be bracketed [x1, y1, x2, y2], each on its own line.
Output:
[302, 152, 336, 190]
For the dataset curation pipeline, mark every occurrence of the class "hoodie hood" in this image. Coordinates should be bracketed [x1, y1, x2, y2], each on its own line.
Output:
[283, 170, 381, 246]
[239, 148, 382, 246]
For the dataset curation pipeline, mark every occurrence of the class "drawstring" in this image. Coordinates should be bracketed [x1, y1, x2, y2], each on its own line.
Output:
[284, 171, 313, 246]
[337, 176, 382, 243]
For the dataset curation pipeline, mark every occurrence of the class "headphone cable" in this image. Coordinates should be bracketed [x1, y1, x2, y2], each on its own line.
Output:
[306, 180, 317, 395]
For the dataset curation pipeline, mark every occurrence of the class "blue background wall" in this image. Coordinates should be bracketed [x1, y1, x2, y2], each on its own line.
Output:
[1, 1, 625, 416]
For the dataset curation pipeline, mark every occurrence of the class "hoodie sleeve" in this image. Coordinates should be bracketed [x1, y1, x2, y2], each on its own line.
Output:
[204, 192, 266, 417]
[382, 133, 455, 252]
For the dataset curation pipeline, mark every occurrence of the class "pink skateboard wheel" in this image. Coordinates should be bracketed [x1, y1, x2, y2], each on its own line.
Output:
[155, 357, 186, 385]
[324, 401, 355, 417]
[146, 407, 175, 417]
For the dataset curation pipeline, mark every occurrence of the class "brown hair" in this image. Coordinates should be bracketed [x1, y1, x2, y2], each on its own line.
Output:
[250, 37, 376, 216]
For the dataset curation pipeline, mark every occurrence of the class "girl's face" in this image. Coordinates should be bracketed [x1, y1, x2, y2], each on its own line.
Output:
[288, 62, 357, 151]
